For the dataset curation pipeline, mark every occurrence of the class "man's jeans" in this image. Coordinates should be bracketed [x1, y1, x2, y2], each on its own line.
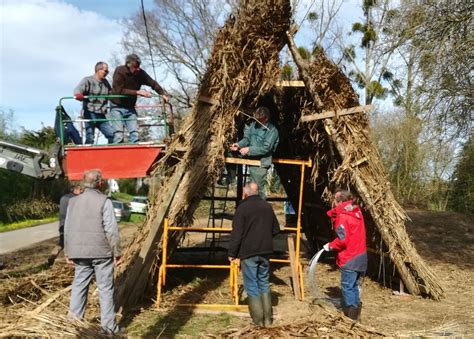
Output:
[83, 110, 114, 144]
[110, 106, 139, 143]
[69, 258, 119, 334]
[241, 256, 270, 297]
[340, 268, 363, 307]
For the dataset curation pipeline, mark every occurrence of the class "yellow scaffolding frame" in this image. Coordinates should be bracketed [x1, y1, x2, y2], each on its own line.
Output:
[156, 219, 241, 308]
[156, 157, 312, 308]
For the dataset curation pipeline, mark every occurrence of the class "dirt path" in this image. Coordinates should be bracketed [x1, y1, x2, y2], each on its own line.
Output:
[313, 209, 474, 336]
[0, 209, 472, 337]
[0, 221, 59, 254]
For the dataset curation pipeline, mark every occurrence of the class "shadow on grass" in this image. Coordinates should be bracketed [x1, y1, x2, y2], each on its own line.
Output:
[119, 250, 234, 337]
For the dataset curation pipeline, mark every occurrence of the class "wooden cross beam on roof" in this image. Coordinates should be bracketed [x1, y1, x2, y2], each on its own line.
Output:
[300, 105, 373, 122]
[275, 80, 306, 87]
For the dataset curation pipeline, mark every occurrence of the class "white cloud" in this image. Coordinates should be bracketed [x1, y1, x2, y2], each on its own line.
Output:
[0, 0, 124, 130]
[0, 0, 364, 131]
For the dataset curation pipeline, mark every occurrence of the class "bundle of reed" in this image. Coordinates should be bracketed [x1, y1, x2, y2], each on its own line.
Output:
[220, 304, 386, 337]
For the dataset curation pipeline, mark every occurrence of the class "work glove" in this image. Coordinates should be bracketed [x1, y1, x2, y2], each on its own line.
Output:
[323, 243, 331, 252]
[74, 93, 85, 101]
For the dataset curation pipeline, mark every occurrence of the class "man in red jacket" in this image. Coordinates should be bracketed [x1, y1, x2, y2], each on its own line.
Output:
[323, 189, 367, 321]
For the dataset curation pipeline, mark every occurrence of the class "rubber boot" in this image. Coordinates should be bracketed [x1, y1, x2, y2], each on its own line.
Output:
[346, 306, 359, 321]
[261, 292, 273, 326]
[342, 306, 350, 317]
[247, 295, 264, 326]
[356, 302, 362, 323]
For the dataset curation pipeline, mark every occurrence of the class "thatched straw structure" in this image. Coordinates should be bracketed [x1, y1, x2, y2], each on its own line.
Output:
[280, 33, 444, 300]
[115, 0, 292, 307]
[0, 2, 447, 336]
[116, 0, 444, 306]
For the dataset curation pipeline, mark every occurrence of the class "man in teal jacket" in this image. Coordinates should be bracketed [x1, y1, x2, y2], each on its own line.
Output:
[230, 107, 279, 199]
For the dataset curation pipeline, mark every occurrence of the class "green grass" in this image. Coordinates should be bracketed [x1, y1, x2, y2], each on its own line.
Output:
[129, 213, 145, 223]
[0, 216, 59, 233]
[111, 192, 133, 202]
[126, 309, 244, 337]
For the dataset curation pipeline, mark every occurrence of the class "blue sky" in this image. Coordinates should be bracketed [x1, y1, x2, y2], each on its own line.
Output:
[64, 0, 154, 19]
[0, 0, 153, 131]
[0, 0, 363, 132]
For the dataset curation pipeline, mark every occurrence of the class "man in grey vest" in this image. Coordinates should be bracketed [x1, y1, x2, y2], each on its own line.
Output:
[74, 62, 114, 144]
[64, 169, 121, 334]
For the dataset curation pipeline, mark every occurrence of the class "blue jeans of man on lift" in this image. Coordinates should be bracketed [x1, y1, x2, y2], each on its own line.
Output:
[84, 110, 114, 144]
[110, 105, 139, 143]
[341, 268, 363, 307]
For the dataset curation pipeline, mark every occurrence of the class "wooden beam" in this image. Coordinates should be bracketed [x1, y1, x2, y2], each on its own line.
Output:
[116, 164, 186, 308]
[27, 286, 71, 316]
[287, 236, 301, 300]
[275, 80, 305, 87]
[286, 32, 323, 108]
[224, 157, 261, 166]
[198, 96, 220, 105]
[225, 157, 311, 167]
[300, 105, 373, 122]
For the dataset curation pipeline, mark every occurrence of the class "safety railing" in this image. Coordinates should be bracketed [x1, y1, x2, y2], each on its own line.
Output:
[222, 157, 312, 300]
[156, 218, 242, 310]
[57, 95, 173, 146]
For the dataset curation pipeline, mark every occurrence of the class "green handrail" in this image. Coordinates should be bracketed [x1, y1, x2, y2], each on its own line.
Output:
[58, 94, 170, 146]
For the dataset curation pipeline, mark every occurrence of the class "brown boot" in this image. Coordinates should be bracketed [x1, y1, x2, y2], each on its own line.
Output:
[346, 306, 359, 321]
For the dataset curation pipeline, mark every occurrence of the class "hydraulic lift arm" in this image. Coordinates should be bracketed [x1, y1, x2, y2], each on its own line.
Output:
[0, 140, 62, 179]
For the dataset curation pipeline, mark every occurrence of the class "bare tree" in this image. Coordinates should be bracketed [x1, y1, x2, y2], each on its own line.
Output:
[337, 0, 400, 105]
[391, 0, 473, 138]
[304, 0, 344, 55]
[121, 0, 233, 110]
[369, 0, 472, 206]
[0, 109, 18, 141]
[280, 0, 344, 80]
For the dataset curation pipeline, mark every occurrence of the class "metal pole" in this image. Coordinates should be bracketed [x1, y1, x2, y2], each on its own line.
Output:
[162, 218, 169, 285]
[295, 163, 305, 300]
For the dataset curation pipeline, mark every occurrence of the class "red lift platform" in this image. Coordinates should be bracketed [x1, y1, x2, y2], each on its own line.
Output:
[55, 95, 173, 180]
[63, 144, 165, 180]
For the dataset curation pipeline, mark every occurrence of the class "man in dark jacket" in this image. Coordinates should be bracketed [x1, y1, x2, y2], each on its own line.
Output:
[65, 169, 122, 334]
[228, 182, 280, 326]
[58, 182, 82, 249]
[110, 53, 169, 143]
[48, 182, 82, 266]
[323, 189, 367, 321]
